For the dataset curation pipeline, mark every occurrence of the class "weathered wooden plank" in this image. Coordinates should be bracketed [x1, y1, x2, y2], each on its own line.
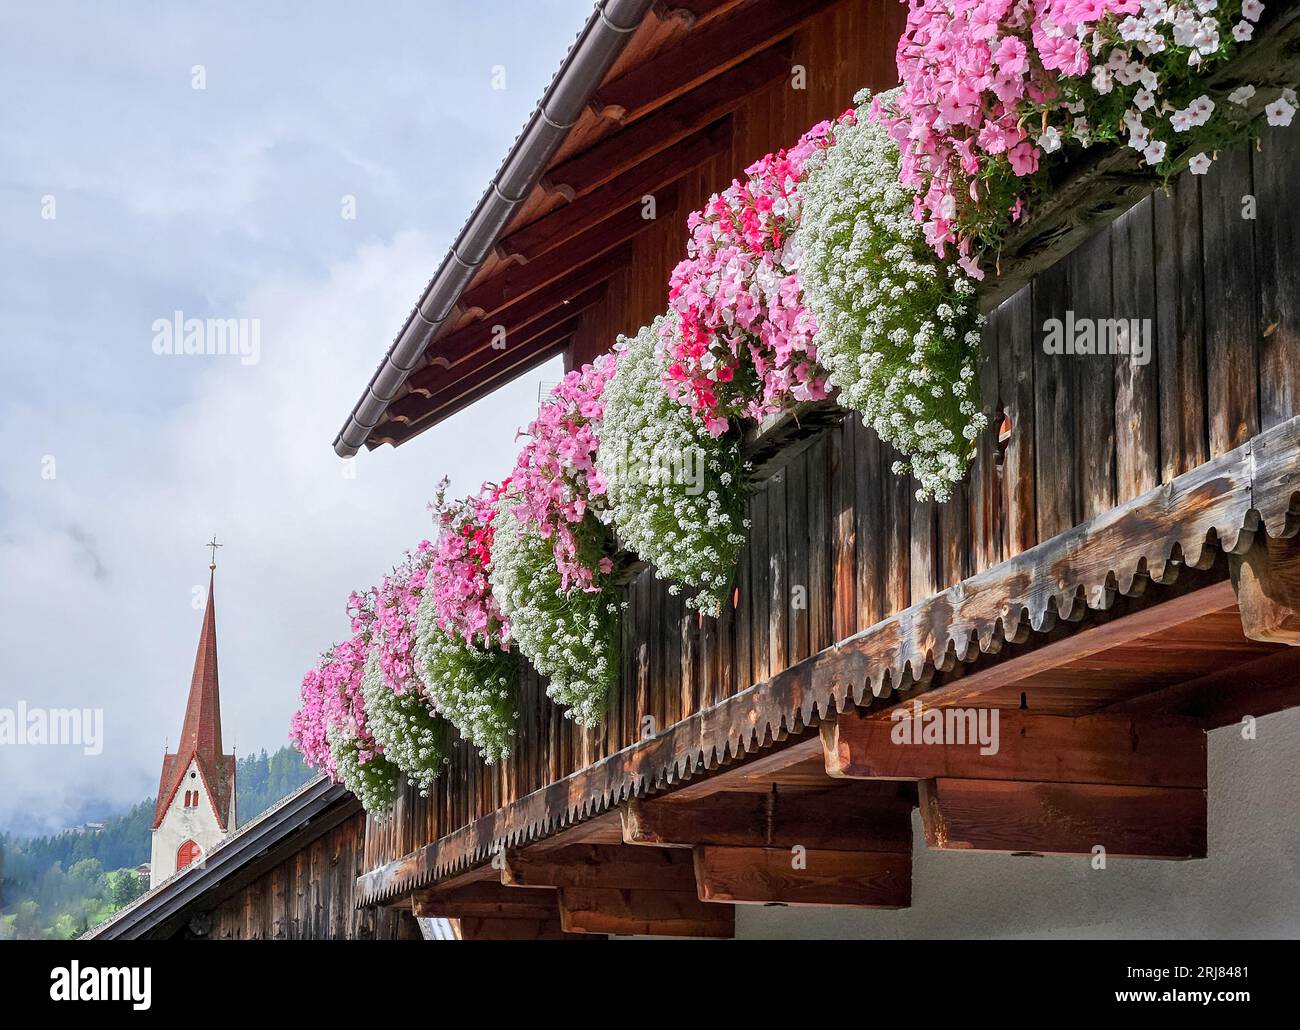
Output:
[1033, 258, 1077, 538]
[1110, 196, 1160, 502]
[1253, 123, 1300, 429]
[1069, 230, 1117, 521]
[1201, 145, 1259, 457]
[998, 285, 1037, 556]
[1152, 171, 1208, 479]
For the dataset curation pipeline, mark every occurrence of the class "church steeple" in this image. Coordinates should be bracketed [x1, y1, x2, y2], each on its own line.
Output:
[150, 552, 237, 885]
[177, 570, 225, 764]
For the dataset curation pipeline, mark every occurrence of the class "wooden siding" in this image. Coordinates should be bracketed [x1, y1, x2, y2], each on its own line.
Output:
[362, 120, 1300, 876]
[209, 811, 419, 940]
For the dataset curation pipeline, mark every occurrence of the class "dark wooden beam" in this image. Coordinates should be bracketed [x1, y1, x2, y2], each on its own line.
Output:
[499, 121, 729, 263]
[622, 788, 912, 851]
[412, 883, 559, 921]
[693, 846, 911, 908]
[1230, 533, 1300, 644]
[424, 249, 630, 370]
[558, 888, 734, 937]
[919, 778, 1207, 859]
[458, 186, 678, 319]
[501, 844, 698, 892]
[391, 317, 582, 423]
[1106, 646, 1300, 728]
[543, 47, 789, 199]
[589, 0, 835, 124]
[823, 709, 1207, 788]
[453, 916, 599, 940]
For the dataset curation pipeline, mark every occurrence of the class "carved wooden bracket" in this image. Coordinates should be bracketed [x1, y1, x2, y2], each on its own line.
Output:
[1230, 533, 1300, 645]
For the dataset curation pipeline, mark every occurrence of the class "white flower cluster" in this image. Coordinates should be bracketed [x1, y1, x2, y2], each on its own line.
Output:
[1073, 0, 1292, 175]
[597, 317, 751, 617]
[488, 504, 619, 726]
[796, 90, 987, 502]
[325, 723, 399, 815]
[413, 587, 519, 764]
[360, 646, 447, 797]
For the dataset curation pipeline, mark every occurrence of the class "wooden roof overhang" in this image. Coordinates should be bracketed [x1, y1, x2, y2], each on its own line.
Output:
[354, 413, 1300, 927]
[334, 0, 905, 455]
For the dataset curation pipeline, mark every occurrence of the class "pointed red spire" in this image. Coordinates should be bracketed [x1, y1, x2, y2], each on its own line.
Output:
[153, 570, 236, 829]
[178, 571, 224, 761]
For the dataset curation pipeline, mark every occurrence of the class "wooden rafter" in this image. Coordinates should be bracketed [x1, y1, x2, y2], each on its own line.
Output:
[499, 121, 730, 263]
[422, 247, 631, 372]
[388, 316, 584, 425]
[543, 47, 790, 199]
[589, 0, 836, 124]
[457, 187, 678, 321]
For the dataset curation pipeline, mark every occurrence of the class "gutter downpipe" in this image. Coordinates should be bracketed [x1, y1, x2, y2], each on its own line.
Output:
[333, 0, 655, 457]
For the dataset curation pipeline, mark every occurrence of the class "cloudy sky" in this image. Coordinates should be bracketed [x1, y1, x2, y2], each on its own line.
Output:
[0, 0, 589, 834]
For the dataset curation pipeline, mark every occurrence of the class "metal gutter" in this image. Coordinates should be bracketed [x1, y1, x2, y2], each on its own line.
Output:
[333, 0, 655, 457]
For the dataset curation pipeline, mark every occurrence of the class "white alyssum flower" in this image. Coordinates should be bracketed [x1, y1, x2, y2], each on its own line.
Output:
[413, 588, 519, 764]
[361, 645, 448, 797]
[597, 316, 750, 617]
[795, 89, 987, 503]
[326, 723, 400, 815]
[489, 504, 617, 726]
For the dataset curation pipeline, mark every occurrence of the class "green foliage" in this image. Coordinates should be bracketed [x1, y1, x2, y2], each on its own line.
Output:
[0, 745, 311, 939]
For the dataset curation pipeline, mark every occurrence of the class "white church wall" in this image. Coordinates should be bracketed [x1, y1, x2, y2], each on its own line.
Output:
[149, 757, 230, 887]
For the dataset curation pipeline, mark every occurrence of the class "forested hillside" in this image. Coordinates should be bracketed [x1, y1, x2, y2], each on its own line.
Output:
[0, 746, 312, 939]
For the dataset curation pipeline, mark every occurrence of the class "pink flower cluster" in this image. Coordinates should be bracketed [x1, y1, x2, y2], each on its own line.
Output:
[659, 113, 852, 435]
[364, 542, 435, 695]
[429, 478, 511, 645]
[289, 634, 374, 779]
[508, 355, 617, 592]
[878, 0, 1138, 273]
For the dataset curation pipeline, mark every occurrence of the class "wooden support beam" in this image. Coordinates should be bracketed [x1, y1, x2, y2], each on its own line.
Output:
[416, 879, 559, 920]
[453, 916, 599, 941]
[1230, 533, 1300, 644]
[558, 888, 734, 937]
[693, 846, 911, 908]
[543, 47, 789, 199]
[457, 186, 678, 319]
[589, 0, 835, 124]
[499, 122, 729, 263]
[622, 788, 912, 852]
[822, 709, 1207, 788]
[502, 844, 698, 892]
[919, 778, 1207, 859]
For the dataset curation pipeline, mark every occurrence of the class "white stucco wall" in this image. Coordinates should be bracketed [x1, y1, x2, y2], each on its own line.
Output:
[732, 706, 1300, 939]
[149, 758, 230, 887]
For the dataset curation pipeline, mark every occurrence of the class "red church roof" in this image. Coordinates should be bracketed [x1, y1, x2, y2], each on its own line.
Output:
[153, 571, 236, 830]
